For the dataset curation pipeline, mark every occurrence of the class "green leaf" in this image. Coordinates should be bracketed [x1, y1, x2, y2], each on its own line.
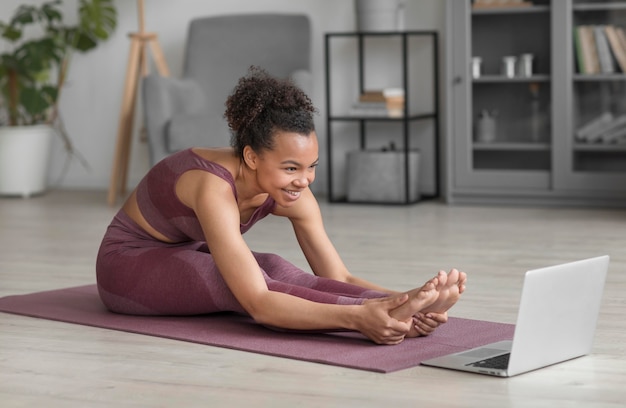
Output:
[1, 23, 22, 42]
[40, 84, 58, 103]
[20, 86, 52, 117]
[1, 0, 117, 125]
[73, 32, 97, 52]
[14, 38, 62, 75]
[33, 68, 52, 84]
[41, 1, 63, 25]
[77, 0, 117, 48]
[11, 5, 37, 26]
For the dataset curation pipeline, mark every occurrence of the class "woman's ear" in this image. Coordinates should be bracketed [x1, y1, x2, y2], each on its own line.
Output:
[243, 146, 258, 170]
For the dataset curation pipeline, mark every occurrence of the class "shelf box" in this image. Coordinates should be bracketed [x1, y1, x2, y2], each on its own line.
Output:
[346, 150, 420, 203]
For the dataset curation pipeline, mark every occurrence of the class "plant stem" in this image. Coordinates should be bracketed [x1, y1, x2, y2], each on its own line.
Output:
[48, 55, 70, 126]
[7, 69, 19, 126]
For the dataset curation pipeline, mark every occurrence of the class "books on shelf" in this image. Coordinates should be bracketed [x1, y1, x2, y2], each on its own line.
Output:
[600, 122, 626, 145]
[349, 102, 388, 117]
[594, 26, 614, 74]
[348, 89, 405, 118]
[359, 91, 386, 103]
[349, 91, 386, 116]
[575, 25, 600, 74]
[574, 24, 626, 74]
[604, 25, 626, 73]
[471, 0, 532, 10]
[573, 26, 586, 74]
[576, 112, 626, 144]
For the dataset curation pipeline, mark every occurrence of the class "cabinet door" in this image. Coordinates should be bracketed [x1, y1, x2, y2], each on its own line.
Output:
[450, 0, 552, 192]
[552, 0, 626, 194]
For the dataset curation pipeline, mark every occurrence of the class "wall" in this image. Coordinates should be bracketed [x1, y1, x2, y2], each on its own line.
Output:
[0, 0, 444, 197]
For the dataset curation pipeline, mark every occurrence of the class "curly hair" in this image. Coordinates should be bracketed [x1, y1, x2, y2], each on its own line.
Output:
[224, 66, 317, 159]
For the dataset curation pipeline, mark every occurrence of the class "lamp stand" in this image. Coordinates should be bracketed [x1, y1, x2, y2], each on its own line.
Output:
[107, 0, 169, 206]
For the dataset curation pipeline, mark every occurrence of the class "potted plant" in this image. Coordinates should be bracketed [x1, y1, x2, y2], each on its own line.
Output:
[0, 0, 117, 197]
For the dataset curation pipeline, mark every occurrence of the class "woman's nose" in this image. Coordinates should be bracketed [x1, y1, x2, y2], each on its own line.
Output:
[294, 173, 312, 187]
[293, 177, 309, 187]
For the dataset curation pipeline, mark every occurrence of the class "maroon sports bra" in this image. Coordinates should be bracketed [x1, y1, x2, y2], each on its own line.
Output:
[135, 148, 276, 242]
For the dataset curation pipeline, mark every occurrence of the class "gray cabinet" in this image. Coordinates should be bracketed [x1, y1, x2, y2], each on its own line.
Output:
[447, 0, 626, 206]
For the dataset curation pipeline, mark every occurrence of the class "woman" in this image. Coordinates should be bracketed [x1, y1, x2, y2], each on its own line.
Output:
[96, 67, 466, 345]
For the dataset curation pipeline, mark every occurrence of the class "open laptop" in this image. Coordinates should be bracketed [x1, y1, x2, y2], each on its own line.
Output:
[421, 255, 609, 377]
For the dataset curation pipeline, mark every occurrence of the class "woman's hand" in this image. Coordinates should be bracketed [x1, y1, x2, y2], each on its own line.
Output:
[408, 311, 448, 337]
[356, 295, 412, 345]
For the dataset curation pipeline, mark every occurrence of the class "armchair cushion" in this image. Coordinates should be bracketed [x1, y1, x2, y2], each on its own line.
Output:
[142, 13, 311, 166]
[290, 69, 313, 101]
[166, 113, 216, 152]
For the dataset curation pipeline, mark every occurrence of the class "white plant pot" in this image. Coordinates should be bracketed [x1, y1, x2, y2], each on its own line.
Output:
[0, 125, 54, 197]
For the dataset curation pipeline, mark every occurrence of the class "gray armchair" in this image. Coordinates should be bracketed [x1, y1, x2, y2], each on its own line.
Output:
[142, 13, 312, 166]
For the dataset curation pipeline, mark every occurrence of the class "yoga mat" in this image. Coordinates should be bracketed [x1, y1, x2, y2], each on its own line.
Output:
[0, 285, 515, 373]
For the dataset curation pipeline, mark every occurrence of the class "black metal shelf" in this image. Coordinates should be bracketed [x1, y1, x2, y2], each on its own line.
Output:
[473, 75, 551, 83]
[329, 112, 437, 122]
[324, 31, 440, 204]
[471, 5, 551, 15]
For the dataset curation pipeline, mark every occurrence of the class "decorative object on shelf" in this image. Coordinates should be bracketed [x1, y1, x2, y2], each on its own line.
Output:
[472, 57, 483, 78]
[383, 88, 405, 117]
[502, 56, 517, 78]
[475, 110, 498, 143]
[517, 53, 534, 77]
[355, 0, 406, 32]
[0, 0, 117, 197]
[107, 0, 170, 206]
[346, 145, 420, 203]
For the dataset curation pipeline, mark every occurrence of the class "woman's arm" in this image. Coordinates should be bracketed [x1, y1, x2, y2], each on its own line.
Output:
[275, 187, 450, 337]
[275, 188, 397, 293]
[177, 171, 411, 343]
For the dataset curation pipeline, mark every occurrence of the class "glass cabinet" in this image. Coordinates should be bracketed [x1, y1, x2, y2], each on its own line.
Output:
[554, 0, 626, 191]
[448, 0, 626, 206]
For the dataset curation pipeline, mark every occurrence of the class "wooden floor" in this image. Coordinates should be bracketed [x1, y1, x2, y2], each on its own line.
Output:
[1, 191, 625, 407]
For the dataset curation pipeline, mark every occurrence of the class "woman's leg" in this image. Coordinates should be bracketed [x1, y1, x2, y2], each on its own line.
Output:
[254, 252, 388, 302]
[96, 215, 388, 316]
[98, 245, 385, 314]
[97, 242, 246, 315]
[96, 211, 245, 315]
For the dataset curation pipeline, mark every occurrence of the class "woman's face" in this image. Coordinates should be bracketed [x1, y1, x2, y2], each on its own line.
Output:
[251, 130, 318, 206]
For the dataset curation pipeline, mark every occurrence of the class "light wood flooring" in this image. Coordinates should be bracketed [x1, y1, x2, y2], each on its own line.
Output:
[1, 191, 625, 407]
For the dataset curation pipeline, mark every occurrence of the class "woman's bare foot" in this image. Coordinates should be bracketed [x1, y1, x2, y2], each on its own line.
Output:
[404, 269, 466, 338]
[421, 268, 467, 315]
[386, 271, 444, 322]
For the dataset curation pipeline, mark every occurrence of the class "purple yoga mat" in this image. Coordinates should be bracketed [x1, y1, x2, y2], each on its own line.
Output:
[0, 285, 514, 373]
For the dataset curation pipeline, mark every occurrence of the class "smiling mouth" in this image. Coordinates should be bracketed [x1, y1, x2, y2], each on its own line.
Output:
[282, 189, 301, 197]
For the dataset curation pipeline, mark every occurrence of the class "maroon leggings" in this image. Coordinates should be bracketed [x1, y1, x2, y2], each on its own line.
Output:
[96, 211, 387, 316]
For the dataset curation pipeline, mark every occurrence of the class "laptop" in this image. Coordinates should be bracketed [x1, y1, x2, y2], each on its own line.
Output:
[421, 255, 609, 377]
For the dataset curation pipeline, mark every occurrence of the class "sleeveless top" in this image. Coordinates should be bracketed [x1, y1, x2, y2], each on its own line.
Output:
[135, 148, 276, 243]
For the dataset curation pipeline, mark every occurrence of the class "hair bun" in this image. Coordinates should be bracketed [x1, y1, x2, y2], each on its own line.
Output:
[224, 66, 317, 158]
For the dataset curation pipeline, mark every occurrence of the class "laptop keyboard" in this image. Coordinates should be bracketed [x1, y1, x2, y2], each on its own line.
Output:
[466, 353, 511, 370]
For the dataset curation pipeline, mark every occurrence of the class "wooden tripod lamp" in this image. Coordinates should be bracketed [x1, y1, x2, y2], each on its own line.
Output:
[107, 0, 170, 206]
